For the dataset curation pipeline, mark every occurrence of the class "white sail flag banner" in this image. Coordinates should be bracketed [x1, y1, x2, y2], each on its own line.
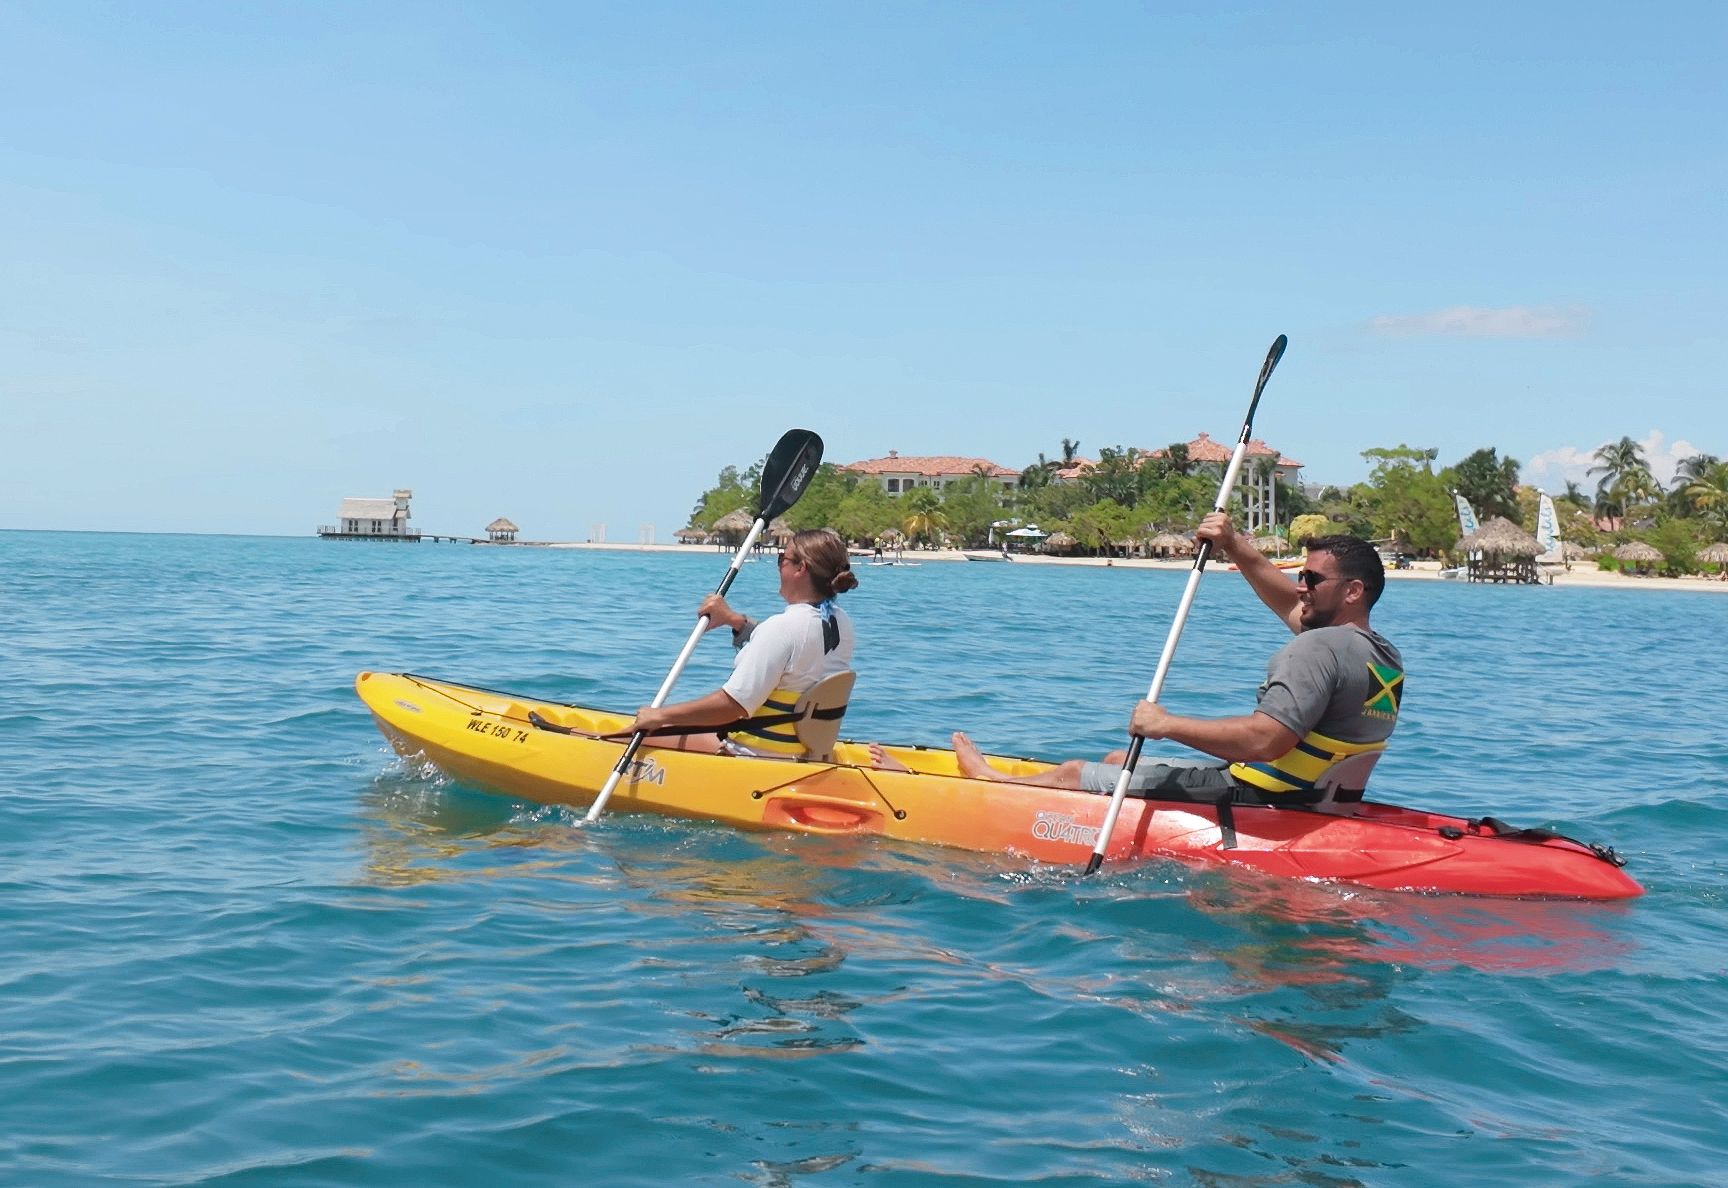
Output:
[1453, 494, 1481, 539]
[1535, 491, 1563, 561]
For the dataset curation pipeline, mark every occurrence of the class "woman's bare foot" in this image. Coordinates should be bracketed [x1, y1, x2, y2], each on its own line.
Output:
[866, 742, 910, 772]
[951, 731, 1003, 781]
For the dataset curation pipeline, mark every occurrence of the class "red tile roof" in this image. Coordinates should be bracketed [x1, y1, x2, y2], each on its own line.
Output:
[1146, 432, 1302, 469]
[840, 452, 1021, 479]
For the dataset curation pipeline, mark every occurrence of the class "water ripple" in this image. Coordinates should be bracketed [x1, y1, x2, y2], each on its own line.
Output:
[2, 531, 1725, 1185]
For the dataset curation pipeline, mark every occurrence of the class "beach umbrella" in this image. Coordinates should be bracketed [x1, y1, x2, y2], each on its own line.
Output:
[1457, 516, 1542, 557]
[1045, 531, 1077, 553]
[1147, 532, 1193, 555]
[879, 527, 903, 542]
[1561, 540, 1591, 560]
[1612, 541, 1664, 564]
[1698, 542, 1728, 564]
[1251, 535, 1285, 554]
[767, 516, 795, 542]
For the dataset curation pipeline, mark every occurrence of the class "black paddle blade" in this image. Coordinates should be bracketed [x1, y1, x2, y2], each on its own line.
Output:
[758, 429, 824, 520]
[1243, 334, 1287, 426]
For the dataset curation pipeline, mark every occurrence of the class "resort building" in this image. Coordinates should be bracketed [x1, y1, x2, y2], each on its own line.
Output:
[838, 452, 1021, 495]
[486, 517, 519, 543]
[319, 489, 417, 540]
[1146, 433, 1303, 534]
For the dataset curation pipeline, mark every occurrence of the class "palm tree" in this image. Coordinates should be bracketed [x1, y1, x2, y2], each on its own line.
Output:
[1060, 438, 1081, 466]
[1561, 480, 1588, 509]
[1019, 452, 1054, 490]
[1680, 460, 1728, 531]
[1668, 454, 1722, 517]
[1587, 436, 1655, 520]
[900, 488, 947, 545]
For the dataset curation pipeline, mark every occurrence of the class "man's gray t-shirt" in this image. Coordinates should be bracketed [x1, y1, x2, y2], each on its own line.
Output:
[1077, 623, 1405, 794]
[1254, 624, 1405, 744]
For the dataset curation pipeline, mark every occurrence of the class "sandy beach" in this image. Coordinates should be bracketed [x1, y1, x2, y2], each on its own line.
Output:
[541, 541, 1728, 594]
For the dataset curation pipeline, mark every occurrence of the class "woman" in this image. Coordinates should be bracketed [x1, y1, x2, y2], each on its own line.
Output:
[625, 528, 858, 757]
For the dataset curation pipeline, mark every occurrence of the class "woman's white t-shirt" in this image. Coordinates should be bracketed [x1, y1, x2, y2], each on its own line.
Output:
[721, 603, 855, 714]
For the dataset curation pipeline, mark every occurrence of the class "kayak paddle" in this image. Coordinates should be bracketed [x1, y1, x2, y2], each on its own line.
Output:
[1084, 335, 1287, 874]
[583, 428, 825, 823]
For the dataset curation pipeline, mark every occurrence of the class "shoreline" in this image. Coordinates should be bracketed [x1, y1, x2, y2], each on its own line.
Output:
[542, 541, 1728, 595]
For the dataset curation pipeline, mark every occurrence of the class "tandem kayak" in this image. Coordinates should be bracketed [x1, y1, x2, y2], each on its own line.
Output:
[355, 672, 1642, 900]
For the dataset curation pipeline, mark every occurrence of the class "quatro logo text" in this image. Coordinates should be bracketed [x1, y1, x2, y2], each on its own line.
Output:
[1031, 811, 1100, 847]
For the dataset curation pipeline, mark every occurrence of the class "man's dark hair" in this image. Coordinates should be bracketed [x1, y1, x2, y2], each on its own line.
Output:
[1306, 535, 1385, 608]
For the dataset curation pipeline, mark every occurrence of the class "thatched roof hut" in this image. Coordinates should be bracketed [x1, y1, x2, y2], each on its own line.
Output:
[1250, 535, 1286, 555]
[1147, 532, 1193, 555]
[711, 508, 755, 544]
[1044, 531, 1078, 554]
[485, 517, 519, 542]
[1612, 541, 1664, 564]
[1697, 541, 1728, 564]
[767, 516, 794, 543]
[673, 527, 707, 544]
[879, 527, 903, 542]
[1459, 516, 1542, 557]
[1561, 540, 1591, 560]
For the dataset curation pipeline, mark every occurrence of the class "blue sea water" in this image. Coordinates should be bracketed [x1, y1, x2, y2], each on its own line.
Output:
[3, 530, 1726, 1186]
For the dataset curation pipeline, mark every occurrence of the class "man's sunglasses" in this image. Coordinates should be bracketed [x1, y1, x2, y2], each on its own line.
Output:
[1295, 569, 1331, 588]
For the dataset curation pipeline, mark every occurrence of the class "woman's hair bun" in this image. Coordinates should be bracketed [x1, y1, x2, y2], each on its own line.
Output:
[831, 568, 860, 594]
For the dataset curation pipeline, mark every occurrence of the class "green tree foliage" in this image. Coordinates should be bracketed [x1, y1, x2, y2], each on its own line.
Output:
[780, 464, 853, 533]
[830, 482, 899, 544]
[900, 488, 947, 544]
[1018, 452, 1055, 491]
[1016, 479, 1095, 528]
[1357, 445, 1455, 552]
[941, 474, 1009, 547]
[1588, 436, 1659, 520]
[1136, 471, 1218, 531]
[687, 465, 752, 528]
[1081, 446, 1141, 506]
[1288, 513, 1331, 546]
[1645, 518, 1704, 577]
[1443, 447, 1521, 521]
[1677, 459, 1728, 532]
[1068, 498, 1135, 554]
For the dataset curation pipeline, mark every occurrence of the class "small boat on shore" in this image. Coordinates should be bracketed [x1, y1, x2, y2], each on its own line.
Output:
[963, 550, 1013, 562]
[356, 672, 1641, 900]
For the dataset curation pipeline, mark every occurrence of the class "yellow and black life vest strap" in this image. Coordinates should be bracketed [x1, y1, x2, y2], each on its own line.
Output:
[715, 687, 849, 756]
[1229, 730, 1385, 795]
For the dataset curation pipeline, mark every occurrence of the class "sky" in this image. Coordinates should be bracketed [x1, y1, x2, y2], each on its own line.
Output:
[2, 2, 1723, 540]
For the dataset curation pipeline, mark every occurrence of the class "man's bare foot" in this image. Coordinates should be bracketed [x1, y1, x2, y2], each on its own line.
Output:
[952, 731, 1004, 781]
[866, 742, 910, 772]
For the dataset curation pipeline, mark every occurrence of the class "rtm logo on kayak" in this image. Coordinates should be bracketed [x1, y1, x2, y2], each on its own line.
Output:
[1031, 811, 1100, 847]
[624, 756, 665, 786]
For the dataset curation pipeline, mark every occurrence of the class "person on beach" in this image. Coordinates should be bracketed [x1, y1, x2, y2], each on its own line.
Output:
[909, 513, 1405, 805]
[624, 528, 858, 758]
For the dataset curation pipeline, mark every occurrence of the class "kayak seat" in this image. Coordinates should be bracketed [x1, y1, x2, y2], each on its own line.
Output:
[791, 670, 855, 763]
[1310, 751, 1380, 813]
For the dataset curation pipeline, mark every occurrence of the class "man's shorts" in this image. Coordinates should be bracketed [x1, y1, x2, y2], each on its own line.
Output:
[1078, 756, 1245, 801]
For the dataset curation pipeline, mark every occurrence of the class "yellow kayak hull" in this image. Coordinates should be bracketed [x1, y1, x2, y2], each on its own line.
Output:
[354, 671, 1642, 898]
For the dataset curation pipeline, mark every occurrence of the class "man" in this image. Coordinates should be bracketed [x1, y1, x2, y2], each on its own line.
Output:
[948, 511, 1405, 805]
